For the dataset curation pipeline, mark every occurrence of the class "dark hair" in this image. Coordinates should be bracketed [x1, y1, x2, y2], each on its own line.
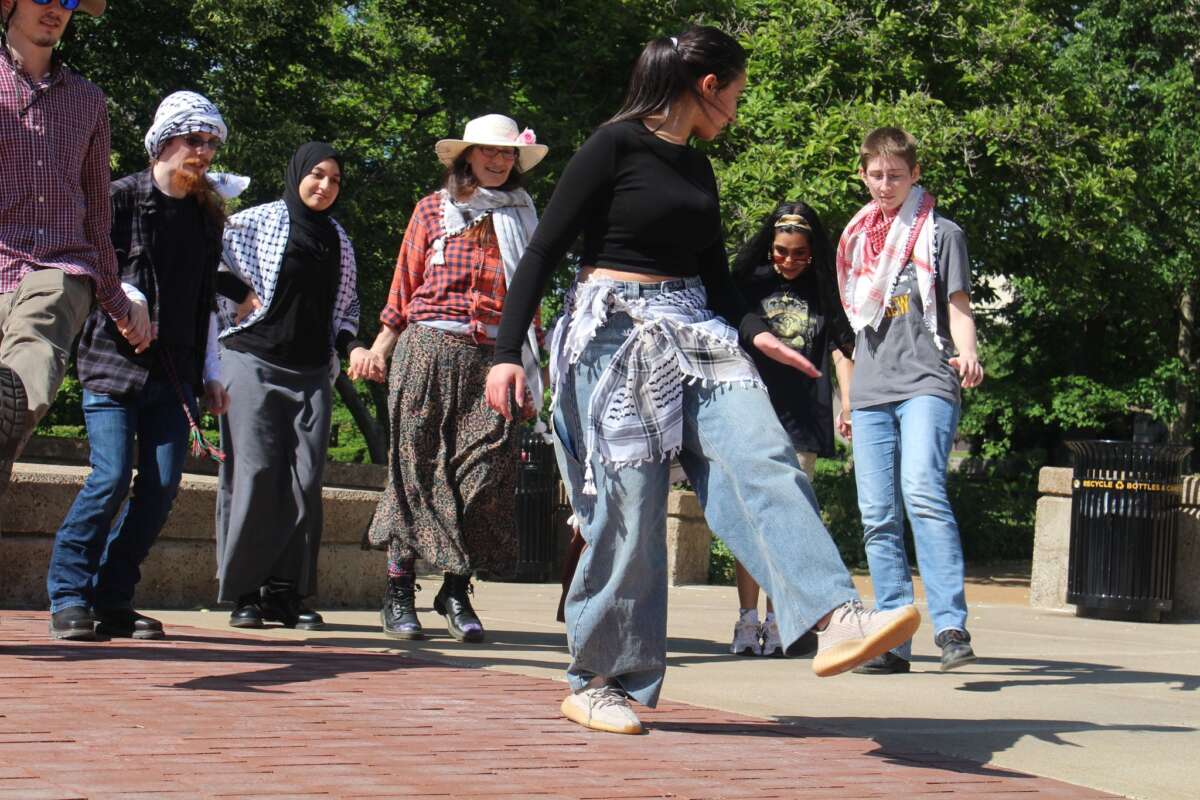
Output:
[732, 201, 855, 357]
[606, 25, 747, 125]
[443, 146, 523, 196]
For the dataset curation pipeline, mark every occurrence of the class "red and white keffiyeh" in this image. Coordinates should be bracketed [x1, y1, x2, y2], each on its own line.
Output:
[836, 186, 941, 348]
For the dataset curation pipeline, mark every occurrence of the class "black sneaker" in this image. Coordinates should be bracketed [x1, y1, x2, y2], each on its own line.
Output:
[852, 650, 911, 674]
[50, 606, 96, 641]
[381, 576, 423, 639]
[935, 629, 977, 671]
[95, 608, 165, 640]
[0, 364, 31, 501]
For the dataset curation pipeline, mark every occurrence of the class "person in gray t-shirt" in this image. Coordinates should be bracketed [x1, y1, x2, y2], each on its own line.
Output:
[836, 127, 985, 675]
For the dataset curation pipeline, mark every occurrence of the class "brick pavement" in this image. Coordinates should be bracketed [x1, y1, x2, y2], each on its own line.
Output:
[0, 612, 1120, 799]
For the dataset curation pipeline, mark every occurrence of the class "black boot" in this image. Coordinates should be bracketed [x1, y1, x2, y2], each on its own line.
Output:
[229, 590, 265, 628]
[95, 608, 164, 640]
[433, 572, 484, 643]
[381, 576, 423, 640]
[261, 580, 324, 630]
[50, 606, 96, 641]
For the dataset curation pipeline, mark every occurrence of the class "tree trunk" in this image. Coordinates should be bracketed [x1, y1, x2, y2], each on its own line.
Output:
[1169, 281, 1196, 444]
[334, 373, 387, 464]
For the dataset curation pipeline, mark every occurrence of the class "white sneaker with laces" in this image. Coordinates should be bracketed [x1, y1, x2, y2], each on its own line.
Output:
[561, 680, 644, 734]
[812, 600, 920, 677]
[761, 615, 784, 657]
[730, 610, 762, 656]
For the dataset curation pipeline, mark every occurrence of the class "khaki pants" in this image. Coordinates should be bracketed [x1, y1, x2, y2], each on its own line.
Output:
[0, 269, 94, 421]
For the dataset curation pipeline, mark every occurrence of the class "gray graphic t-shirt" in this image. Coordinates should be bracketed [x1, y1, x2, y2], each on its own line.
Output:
[849, 213, 971, 410]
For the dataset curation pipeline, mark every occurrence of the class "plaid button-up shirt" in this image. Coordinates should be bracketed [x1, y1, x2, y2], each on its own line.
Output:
[381, 192, 540, 343]
[0, 50, 129, 321]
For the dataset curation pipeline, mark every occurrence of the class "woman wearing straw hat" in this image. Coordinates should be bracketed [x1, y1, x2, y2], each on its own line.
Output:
[365, 114, 548, 643]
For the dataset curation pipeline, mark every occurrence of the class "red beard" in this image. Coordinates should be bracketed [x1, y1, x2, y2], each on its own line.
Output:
[171, 160, 210, 197]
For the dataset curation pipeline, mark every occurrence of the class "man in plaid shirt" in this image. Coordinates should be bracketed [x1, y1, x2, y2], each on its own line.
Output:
[0, 0, 149, 502]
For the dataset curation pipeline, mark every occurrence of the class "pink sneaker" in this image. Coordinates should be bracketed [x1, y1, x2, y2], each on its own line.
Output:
[812, 601, 920, 677]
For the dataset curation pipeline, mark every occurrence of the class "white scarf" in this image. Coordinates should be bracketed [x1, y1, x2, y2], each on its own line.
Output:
[432, 187, 543, 412]
[837, 186, 940, 348]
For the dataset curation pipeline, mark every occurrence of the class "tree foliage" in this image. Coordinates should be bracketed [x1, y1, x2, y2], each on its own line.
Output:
[54, 0, 1200, 463]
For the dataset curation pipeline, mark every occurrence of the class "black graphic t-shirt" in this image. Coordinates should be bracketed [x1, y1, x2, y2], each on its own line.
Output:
[738, 264, 844, 456]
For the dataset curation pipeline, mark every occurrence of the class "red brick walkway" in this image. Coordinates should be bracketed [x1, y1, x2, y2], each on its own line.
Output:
[0, 612, 1118, 799]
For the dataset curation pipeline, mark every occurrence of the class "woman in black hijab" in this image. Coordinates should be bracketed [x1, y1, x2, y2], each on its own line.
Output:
[213, 142, 380, 629]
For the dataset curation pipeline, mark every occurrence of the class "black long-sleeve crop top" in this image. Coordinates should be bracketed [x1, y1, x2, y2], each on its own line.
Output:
[492, 119, 767, 365]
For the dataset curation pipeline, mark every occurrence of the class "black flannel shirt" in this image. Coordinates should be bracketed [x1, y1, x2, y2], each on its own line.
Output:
[76, 169, 222, 398]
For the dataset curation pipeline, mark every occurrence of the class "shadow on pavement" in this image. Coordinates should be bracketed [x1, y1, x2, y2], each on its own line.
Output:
[772, 714, 1195, 770]
[951, 656, 1200, 692]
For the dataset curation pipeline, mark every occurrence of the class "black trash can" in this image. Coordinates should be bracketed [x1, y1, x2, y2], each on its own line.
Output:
[512, 428, 562, 581]
[1065, 440, 1192, 620]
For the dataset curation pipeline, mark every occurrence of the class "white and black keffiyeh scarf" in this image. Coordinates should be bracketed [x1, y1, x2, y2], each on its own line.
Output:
[143, 90, 228, 159]
[550, 277, 764, 495]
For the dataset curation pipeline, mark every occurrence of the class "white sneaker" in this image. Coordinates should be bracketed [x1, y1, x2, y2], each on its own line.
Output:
[761, 616, 784, 657]
[560, 681, 644, 735]
[812, 600, 921, 677]
[730, 613, 762, 656]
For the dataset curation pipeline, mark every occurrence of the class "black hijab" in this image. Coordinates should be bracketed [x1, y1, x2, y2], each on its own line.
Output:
[282, 141, 343, 266]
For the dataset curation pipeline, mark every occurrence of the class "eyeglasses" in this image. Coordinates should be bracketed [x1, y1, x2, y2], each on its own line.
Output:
[31, 0, 82, 10]
[182, 134, 222, 153]
[476, 146, 516, 161]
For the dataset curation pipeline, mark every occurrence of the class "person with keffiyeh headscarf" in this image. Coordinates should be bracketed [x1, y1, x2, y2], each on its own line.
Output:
[213, 141, 375, 632]
[46, 89, 240, 641]
[835, 126, 984, 675]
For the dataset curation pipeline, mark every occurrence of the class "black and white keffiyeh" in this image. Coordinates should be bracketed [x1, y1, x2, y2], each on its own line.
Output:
[143, 90, 228, 159]
[550, 277, 764, 495]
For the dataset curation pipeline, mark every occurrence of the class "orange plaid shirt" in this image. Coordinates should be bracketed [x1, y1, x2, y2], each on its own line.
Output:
[380, 192, 541, 344]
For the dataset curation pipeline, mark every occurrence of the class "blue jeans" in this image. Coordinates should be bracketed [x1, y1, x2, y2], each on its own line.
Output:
[852, 395, 968, 659]
[47, 379, 192, 613]
[554, 303, 857, 707]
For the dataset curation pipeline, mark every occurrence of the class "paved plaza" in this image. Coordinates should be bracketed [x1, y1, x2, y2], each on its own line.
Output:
[0, 575, 1195, 799]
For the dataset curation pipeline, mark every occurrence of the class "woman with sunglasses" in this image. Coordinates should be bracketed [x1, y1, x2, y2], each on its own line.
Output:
[214, 142, 376, 630]
[486, 26, 919, 735]
[364, 114, 548, 644]
[725, 201, 855, 658]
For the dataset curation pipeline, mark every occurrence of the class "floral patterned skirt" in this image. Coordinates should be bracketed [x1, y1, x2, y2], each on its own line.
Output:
[366, 323, 519, 575]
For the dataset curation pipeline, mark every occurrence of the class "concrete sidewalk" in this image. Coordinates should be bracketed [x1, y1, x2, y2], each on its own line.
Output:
[130, 575, 1200, 800]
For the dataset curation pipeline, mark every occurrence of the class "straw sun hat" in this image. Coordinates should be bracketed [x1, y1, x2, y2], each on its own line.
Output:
[78, 0, 106, 14]
[435, 114, 548, 173]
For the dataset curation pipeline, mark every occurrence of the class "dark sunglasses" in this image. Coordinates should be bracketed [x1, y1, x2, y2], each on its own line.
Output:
[182, 134, 222, 153]
[31, 0, 82, 10]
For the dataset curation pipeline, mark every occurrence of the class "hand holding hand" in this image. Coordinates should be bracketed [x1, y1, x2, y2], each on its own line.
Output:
[836, 409, 852, 440]
[485, 363, 526, 421]
[347, 347, 386, 383]
[948, 352, 984, 389]
[235, 290, 262, 324]
[204, 380, 230, 415]
[117, 300, 153, 354]
[751, 331, 821, 378]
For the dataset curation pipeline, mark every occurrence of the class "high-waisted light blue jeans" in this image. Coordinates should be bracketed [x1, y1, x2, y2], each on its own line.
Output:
[553, 283, 857, 708]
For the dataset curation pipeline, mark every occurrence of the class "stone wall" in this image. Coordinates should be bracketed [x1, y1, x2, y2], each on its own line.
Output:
[1030, 466, 1200, 620]
[1, 450, 714, 609]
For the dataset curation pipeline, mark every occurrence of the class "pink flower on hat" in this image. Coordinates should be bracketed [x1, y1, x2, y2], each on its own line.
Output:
[516, 128, 537, 145]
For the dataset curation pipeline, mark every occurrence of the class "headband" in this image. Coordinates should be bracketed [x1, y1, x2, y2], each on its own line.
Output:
[774, 213, 812, 230]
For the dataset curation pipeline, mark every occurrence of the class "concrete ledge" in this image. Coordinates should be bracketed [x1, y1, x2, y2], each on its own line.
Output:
[1, 462, 715, 609]
[1031, 466, 1200, 620]
[1, 463, 383, 609]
